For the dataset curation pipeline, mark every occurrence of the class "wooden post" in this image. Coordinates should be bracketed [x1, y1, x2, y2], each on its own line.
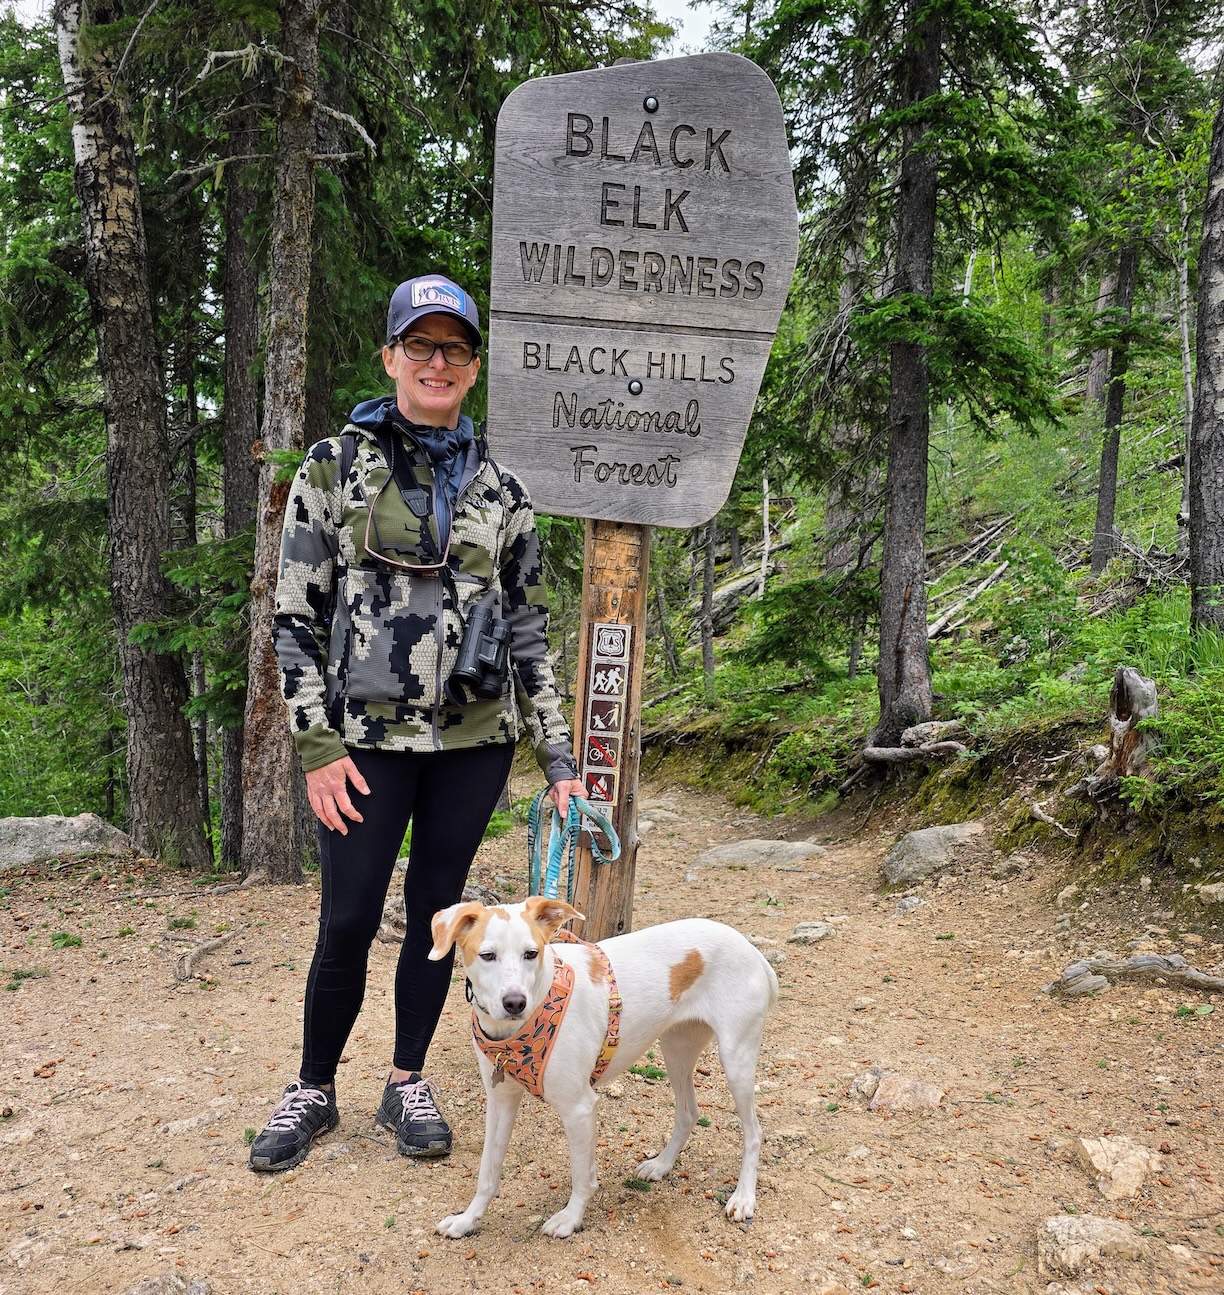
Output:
[569, 519, 651, 940]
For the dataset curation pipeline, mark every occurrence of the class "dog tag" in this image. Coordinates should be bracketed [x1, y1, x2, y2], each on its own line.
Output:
[492, 1066, 505, 1086]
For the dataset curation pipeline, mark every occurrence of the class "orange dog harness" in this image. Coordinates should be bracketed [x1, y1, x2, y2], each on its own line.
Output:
[472, 934, 621, 1099]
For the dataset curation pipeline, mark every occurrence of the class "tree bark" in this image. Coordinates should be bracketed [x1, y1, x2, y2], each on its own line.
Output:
[700, 519, 716, 701]
[1190, 85, 1224, 632]
[1090, 243, 1139, 575]
[1085, 269, 1116, 406]
[55, 0, 209, 867]
[240, 0, 325, 883]
[875, 6, 940, 745]
[220, 85, 263, 871]
[1175, 181, 1195, 557]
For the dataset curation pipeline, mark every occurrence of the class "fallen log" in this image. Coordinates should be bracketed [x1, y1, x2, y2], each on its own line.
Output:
[175, 930, 235, 983]
[1030, 800, 1076, 838]
[928, 559, 1010, 638]
[861, 740, 967, 764]
[1047, 952, 1224, 997]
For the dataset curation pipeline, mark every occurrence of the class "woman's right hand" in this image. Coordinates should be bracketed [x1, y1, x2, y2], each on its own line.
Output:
[305, 756, 371, 834]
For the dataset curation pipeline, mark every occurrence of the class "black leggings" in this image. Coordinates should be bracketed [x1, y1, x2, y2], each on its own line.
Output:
[299, 742, 514, 1086]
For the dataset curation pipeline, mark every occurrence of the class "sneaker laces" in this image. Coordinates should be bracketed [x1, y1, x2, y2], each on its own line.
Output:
[264, 1082, 331, 1131]
[390, 1076, 443, 1125]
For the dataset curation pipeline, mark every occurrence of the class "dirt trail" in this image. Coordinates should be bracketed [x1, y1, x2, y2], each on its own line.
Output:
[2, 782, 1221, 1295]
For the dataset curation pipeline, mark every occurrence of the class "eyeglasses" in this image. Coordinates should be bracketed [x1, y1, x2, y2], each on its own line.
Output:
[395, 335, 477, 366]
[363, 469, 451, 576]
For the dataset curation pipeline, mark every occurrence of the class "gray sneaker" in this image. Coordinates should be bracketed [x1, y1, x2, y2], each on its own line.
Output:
[375, 1073, 452, 1158]
[249, 1081, 339, 1172]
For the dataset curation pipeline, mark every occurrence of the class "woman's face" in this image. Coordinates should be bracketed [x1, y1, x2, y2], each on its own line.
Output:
[382, 313, 480, 427]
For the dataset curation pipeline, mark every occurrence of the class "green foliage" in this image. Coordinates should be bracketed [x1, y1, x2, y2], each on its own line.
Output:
[853, 293, 1061, 437]
[5, 966, 49, 991]
[0, 607, 124, 819]
[980, 542, 1080, 677]
[734, 570, 877, 673]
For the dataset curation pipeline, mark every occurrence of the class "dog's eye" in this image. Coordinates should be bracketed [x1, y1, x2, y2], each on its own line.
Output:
[523, 948, 539, 961]
[479, 951, 497, 962]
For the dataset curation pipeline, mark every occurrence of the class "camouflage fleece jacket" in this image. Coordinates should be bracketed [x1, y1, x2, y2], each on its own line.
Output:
[272, 398, 578, 784]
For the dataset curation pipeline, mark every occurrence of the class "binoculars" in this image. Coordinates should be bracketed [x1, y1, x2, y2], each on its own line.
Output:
[451, 591, 510, 699]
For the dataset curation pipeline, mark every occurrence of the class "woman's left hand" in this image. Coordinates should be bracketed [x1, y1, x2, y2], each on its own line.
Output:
[549, 778, 585, 815]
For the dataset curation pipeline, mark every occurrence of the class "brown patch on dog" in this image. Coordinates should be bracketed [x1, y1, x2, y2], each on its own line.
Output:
[454, 918, 494, 966]
[584, 949, 609, 987]
[669, 949, 705, 1002]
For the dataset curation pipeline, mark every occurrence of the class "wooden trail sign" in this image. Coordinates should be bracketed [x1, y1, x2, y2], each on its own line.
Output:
[488, 53, 798, 529]
[488, 55, 797, 938]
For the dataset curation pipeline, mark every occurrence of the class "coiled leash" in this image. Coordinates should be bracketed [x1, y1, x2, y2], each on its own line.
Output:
[527, 790, 621, 902]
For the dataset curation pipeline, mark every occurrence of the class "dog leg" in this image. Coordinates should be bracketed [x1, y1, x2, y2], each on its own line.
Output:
[436, 1077, 525, 1238]
[636, 1022, 713, 1182]
[541, 1094, 599, 1238]
[717, 1025, 766, 1222]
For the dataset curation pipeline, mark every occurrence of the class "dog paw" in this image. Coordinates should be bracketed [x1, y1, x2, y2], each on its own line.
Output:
[724, 1190, 755, 1222]
[634, 1155, 670, 1181]
[541, 1207, 584, 1238]
[436, 1212, 479, 1238]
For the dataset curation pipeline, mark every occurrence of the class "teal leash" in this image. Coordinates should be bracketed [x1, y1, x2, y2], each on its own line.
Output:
[528, 790, 621, 902]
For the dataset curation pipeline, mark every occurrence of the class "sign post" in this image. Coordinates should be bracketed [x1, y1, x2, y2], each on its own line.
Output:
[489, 53, 798, 938]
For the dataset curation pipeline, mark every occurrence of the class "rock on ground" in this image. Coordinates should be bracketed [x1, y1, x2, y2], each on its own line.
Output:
[1074, 1134, 1159, 1200]
[690, 839, 827, 870]
[0, 812, 133, 869]
[1037, 1214, 1147, 1275]
[882, 821, 985, 885]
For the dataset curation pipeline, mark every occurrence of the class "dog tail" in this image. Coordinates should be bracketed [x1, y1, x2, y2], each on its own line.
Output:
[756, 943, 780, 1009]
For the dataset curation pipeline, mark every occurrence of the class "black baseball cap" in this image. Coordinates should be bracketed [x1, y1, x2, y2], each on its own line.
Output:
[386, 275, 483, 347]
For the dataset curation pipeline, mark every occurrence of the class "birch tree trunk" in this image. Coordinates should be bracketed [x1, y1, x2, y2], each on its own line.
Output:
[240, 0, 325, 883]
[55, 0, 209, 867]
[875, 5, 940, 745]
[1189, 86, 1224, 632]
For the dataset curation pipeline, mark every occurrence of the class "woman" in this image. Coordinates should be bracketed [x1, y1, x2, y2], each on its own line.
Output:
[250, 273, 584, 1172]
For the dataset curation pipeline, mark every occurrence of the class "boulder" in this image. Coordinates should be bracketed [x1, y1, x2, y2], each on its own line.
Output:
[849, 1066, 945, 1112]
[690, 839, 826, 870]
[0, 813, 132, 870]
[1075, 1135, 1159, 1199]
[1037, 1214, 1146, 1275]
[881, 822, 985, 885]
[788, 921, 835, 945]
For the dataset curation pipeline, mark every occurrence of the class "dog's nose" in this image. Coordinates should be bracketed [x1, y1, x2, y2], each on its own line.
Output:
[502, 992, 526, 1017]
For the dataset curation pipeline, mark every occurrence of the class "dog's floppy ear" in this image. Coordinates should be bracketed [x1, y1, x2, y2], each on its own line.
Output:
[523, 895, 585, 939]
[429, 901, 486, 961]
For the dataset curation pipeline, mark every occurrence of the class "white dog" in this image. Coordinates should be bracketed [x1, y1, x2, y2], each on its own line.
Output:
[428, 895, 779, 1238]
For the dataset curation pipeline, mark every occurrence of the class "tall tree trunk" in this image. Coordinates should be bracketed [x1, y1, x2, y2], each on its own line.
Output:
[757, 470, 770, 598]
[1085, 270, 1116, 406]
[652, 583, 678, 676]
[874, 7, 940, 746]
[220, 86, 263, 872]
[171, 337, 212, 854]
[1176, 181, 1195, 558]
[1190, 88, 1224, 632]
[1090, 243, 1139, 575]
[55, 0, 208, 867]
[700, 519, 716, 701]
[240, 0, 325, 883]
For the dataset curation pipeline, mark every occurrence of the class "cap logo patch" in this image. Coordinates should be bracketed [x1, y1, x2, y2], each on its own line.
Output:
[412, 280, 466, 314]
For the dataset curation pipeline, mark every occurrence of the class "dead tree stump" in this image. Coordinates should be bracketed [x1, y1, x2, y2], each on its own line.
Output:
[1068, 666, 1158, 802]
